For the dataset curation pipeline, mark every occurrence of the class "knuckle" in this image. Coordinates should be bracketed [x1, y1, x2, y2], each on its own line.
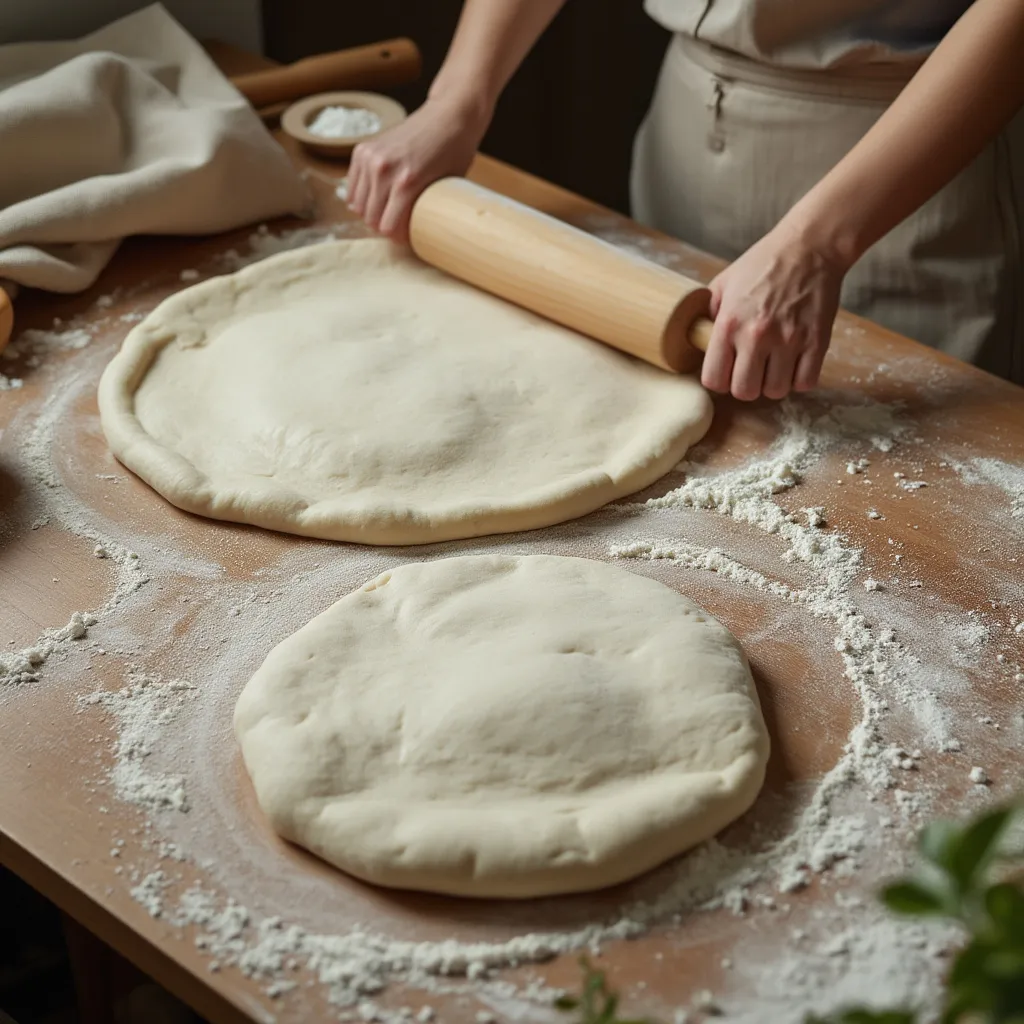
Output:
[370, 151, 393, 174]
[393, 168, 418, 193]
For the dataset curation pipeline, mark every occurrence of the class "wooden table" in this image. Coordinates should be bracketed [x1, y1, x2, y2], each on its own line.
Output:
[1, 46, 1022, 1024]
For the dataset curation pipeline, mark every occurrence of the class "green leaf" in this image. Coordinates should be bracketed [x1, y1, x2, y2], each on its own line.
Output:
[948, 940, 994, 989]
[597, 993, 619, 1022]
[946, 809, 1013, 893]
[985, 883, 1024, 942]
[984, 946, 1024, 978]
[555, 995, 580, 1011]
[882, 881, 949, 916]
[920, 820, 961, 870]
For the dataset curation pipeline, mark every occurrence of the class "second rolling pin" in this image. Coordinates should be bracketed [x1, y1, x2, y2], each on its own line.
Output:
[231, 38, 422, 111]
[408, 178, 713, 374]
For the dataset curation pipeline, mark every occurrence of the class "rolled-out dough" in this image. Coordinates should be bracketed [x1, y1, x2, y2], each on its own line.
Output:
[234, 554, 770, 898]
[98, 239, 712, 545]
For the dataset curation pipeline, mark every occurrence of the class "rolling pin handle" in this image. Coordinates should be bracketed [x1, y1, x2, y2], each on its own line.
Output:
[688, 316, 714, 354]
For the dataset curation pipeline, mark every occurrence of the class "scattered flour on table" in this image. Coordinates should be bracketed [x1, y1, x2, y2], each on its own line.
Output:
[216, 223, 360, 273]
[950, 457, 1024, 519]
[1, 611, 97, 685]
[609, 398, 938, 890]
[0, 337, 196, 691]
[79, 673, 195, 812]
[4, 325, 93, 365]
[726, 906, 958, 1023]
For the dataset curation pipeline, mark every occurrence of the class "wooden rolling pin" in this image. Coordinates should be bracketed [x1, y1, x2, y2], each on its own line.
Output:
[409, 178, 713, 374]
[0, 282, 15, 355]
[231, 39, 421, 111]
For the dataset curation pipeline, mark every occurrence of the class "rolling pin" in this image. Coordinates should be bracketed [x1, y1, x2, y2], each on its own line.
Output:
[409, 178, 713, 374]
[231, 39, 422, 112]
[0, 282, 15, 355]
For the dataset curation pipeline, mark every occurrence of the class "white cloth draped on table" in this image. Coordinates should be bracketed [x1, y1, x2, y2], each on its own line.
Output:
[0, 3, 308, 295]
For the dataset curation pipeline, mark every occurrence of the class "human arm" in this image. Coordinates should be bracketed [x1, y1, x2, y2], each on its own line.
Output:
[703, 0, 1024, 401]
[347, 0, 567, 241]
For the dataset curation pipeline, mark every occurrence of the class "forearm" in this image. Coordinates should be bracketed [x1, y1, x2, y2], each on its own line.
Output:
[783, 0, 1024, 268]
[428, 0, 568, 122]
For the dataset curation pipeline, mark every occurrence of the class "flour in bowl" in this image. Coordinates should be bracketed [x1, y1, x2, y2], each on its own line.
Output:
[308, 106, 382, 139]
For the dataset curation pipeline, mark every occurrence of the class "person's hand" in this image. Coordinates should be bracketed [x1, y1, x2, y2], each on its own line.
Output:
[347, 94, 490, 243]
[701, 222, 848, 400]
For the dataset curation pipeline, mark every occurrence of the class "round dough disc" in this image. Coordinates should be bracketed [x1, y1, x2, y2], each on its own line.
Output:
[98, 240, 712, 545]
[234, 554, 769, 898]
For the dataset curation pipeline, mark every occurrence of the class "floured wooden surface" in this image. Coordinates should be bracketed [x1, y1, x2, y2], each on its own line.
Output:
[1, 155, 1023, 1024]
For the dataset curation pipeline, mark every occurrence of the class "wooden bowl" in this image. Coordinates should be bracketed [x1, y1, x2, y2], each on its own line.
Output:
[281, 91, 406, 159]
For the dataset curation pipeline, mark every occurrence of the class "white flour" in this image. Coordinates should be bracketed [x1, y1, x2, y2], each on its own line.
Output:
[309, 106, 382, 139]
[3, 222, 1023, 1023]
[951, 457, 1024, 519]
[216, 222, 358, 273]
[1, 611, 97, 684]
[80, 673, 195, 812]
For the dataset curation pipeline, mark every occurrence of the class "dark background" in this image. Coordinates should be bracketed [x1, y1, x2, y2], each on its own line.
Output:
[262, 0, 672, 215]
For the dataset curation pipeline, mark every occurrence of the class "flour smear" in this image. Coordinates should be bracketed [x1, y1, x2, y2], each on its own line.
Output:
[3, 222, 1023, 1024]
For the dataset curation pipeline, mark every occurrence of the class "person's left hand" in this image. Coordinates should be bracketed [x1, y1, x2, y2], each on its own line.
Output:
[700, 222, 847, 401]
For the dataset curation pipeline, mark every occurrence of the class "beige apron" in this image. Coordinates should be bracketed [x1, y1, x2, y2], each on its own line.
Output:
[631, 34, 1024, 384]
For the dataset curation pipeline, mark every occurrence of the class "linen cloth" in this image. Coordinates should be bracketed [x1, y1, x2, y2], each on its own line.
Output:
[0, 3, 309, 294]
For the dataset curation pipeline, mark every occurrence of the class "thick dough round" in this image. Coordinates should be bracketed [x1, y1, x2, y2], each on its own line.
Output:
[233, 555, 770, 898]
[98, 240, 712, 545]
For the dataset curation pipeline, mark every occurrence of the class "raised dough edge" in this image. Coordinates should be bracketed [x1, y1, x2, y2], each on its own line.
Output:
[98, 240, 713, 545]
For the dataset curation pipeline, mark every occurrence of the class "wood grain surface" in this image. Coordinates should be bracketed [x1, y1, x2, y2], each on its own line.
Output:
[1, 44, 1022, 1024]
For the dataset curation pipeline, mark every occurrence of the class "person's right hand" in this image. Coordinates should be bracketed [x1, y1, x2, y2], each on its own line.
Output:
[347, 94, 490, 243]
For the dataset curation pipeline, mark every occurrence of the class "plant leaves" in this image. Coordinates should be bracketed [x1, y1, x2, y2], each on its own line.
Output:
[948, 940, 994, 989]
[920, 820, 961, 870]
[584, 965, 606, 997]
[882, 881, 949, 916]
[945, 809, 1013, 893]
[985, 883, 1024, 943]
[597, 992, 619, 1022]
[984, 946, 1024, 978]
[555, 995, 580, 1011]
